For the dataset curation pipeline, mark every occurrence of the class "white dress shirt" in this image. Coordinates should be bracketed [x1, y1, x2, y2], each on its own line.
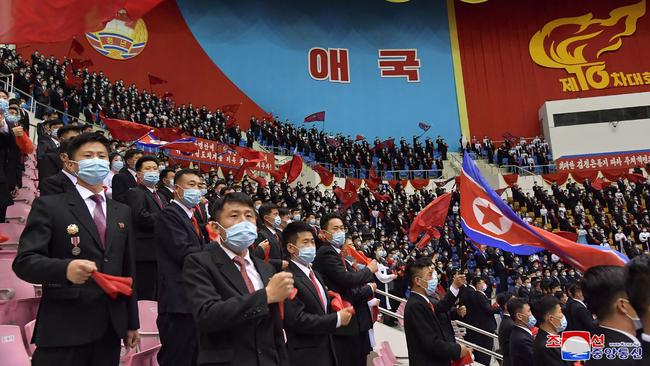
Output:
[62, 169, 78, 185]
[172, 200, 194, 219]
[76, 184, 106, 217]
[222, 245, 264, 291]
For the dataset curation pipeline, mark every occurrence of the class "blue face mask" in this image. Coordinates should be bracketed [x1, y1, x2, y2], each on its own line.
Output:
[295, 246, 316, 264]
[556, 315, 567, 332]
[328, 231, 346, 247]
[379, 250, 387, 258]
[142, 172, 159, 186]
[181, 188, 202, 208]
[221, 221, 258, 253]
[273, 216, 282, 228]
[200, 188, 208, 196]
[5, 114, 19, 123]
[75, 158, 110, 185]
[111, 160, 124, 172]
[526, 314, 537, 329]
[423, 275, 438, 296]
[0, 99, 8, 111]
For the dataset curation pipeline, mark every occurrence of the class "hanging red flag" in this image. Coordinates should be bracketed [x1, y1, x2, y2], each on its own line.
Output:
[148, 74, 167, 85]
[313, 164, 334, 186]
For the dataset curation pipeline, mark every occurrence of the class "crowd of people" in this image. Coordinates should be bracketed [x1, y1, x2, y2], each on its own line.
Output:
[463, 135, 553, 173]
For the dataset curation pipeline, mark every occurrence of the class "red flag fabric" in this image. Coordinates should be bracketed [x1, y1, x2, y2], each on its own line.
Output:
[70, 38, 84, 54]
[64, 68, 82, 89]
[102, 115, 152, 142]
[627, 173, 647, 184]
[0, 0, 163, 44]
[148, 74, 167, 85]
[355, 135, 365, 141]
[555, 231, 578, 242]
[601, 168, 629, 182]
[365, 166, 381, 191]
[91, 271, 133, 300]
[590, 178, 610, 191]
[163, 139, 198, 154]
[221, 104, 241, 115]
[371, 138, 395, 152]
[279, 288, 298, 321]
[234, 146, 265, 162]
[343, 245, 371, 266]
[372, 191, 391, 202]
[334, 185, 358, 210]
[347, 179, 362, 191]
[410, 179, 430, 190]
[542, 172, 569, 186]
[269, 169, 285, 182]
[495, 186, 510, 196]
[246, 170, 268, 188]
[418, 122, 431, 132]
[408, 192, 452, 243]
[280, 155, 303, 183]
[571, 170, 598, 183]
[502, 174, 518, 186]
[304, 111, 325, 123]
[328, 290, 355, 314]
[312, 164, 334, 186]
[155, 127, 186, 142]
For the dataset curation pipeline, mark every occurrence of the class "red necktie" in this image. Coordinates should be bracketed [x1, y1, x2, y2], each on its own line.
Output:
[233, 256, 255, 293]
[190, 209, 201, 238]
[309, 270, 326, 311]
[152, 189, 164, 209]
[428, 301, 435, 314]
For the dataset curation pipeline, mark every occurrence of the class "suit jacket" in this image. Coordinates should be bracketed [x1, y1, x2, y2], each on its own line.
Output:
[497, 314, 515, 366]
[313, 244, 374, 337]
[509, 326, 534, 366]
[404, 293, 461, 366]
[566, 297, 595, 332]
[254, 225, 285, 271]
[430, 287, 462, 343]
[0, 127, 21, 207]
[37, 151, 62, 183]
[125, 185, 165, 262]
[156, 184, 174, 204]
[39, 170, 75, 196]
[36, 135, 57, 160]
[183, 245, 290, 366]
[533, 329, 572, 366]
[586, 326, 643, 365]
[155, 201, 206, 314]
[12, 190, 139, 347]
[111, 167, 137, 203]
[284, 261, 338, 366]
[464, 287, 498, 333]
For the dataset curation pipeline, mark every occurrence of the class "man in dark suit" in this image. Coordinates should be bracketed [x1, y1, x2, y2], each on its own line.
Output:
[624, 255, 650, 362]
[125, 155, 166, 300]
[533, 295, 572, 366]
[404, 258, 471, 366]
[497, 292, 515, 366]
[155, 168, 207, 366]
[464, 276, 499, 366]
[582, 265, 643, 365]
[508, 297, 535, 366]
[36, 119, 63, 160]
[111, 148, 142, 203]
[156, 168, 175, 204]
[254, 202, 288, 271]
[39, 141, 77, 196]
[283, 221, 354, 366]
[565, 283, 595, 332]
[183, 192, 294, 365]
[0, 110, 22, 222]
[12, 132, 140, 366]
[37, 125, 81, 183]
[313, 213, 379, 366]
[518, 275, 531, 299]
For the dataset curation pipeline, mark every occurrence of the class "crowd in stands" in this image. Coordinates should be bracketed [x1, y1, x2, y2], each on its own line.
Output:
[463, 135, 554, 173]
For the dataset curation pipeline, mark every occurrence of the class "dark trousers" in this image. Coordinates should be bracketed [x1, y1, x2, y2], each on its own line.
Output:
[466, 330, 493, 366]
[157, 313, 198, 366]
[135, 261, 157, 301]
[32, 326, 121, 366]
[333, 331, 371, 366]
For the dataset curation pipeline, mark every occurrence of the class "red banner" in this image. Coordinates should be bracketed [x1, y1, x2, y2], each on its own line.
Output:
[555, 150, 650, 171]
[168, 137, 275, 172]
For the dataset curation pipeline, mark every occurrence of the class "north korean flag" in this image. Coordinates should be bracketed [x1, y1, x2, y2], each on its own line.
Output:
[460, 153, 628, 272]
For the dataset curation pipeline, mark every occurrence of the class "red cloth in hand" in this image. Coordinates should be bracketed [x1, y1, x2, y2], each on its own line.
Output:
[14, 130, 34, 154]
[328, 290, 355, 314]
[279, 288, 298, 320]
[91, 271, 133, 300]
[452, 353, 474, 366]
[343, 245, 370, 266]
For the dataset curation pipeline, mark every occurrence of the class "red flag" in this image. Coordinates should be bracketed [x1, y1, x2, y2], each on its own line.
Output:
[355, 135, 365, 141]
[0, 0, 162, 44]
[502, 174, 519, 186]
[304, 111, 325, 123]
[225, 116, 238, 129]
[555, 231, 578, 242]
[334, 184, 358, 210]
[64, 68, 82, 88]
[590, 178, 611, 191]
[495, 186, 510, 196]
[148, 74, 167, 85]
[372, 191, 391, 202]
[279, 155, 303, 183]
[408, 192, 452, 243]
[365, 166, 381, 191]
[91, 271, 133, 300]
[246, 169, 267, 188]
[233, 147, 266, 181]
[410, 179, 430, 190]
[627, 173, 647, 183]
[269, 169, 285, 182]
[346, 179, 362, 191]
[371, 138, 395, 152]
[155, 127, 186, 142]
[70, 37, 84, 54]
[163, 138, 198, 154]
[328, 291, 355, 314]
[222, 103, 241, 115]
[418, 122, 431, 132]
[101, 115, 153, 142]
[313, 164, 334, 186]
[342, 244, 371, 266]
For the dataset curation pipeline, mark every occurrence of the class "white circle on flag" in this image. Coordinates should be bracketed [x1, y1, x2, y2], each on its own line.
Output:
[472, 197, 512, 235]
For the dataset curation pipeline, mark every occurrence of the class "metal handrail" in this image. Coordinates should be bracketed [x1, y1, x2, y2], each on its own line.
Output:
[376, 289, 407, 304]
[498, 164, 557, 176]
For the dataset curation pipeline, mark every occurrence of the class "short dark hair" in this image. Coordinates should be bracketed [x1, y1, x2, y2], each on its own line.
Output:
[279, 207, 291, 217]
[109, 152, 122, 163]
[533, 295, 560, 323]
[124, 148, 143, 161]
[496, 292, 515, 311]
[282, 221, 315, 250]
[567, 283, 581, 298]
[160, 168, 175, 179]
[506, 297, 528, 317]
[581, 265, 626, 320]
[211, 192, 255, 220]
[624, 254, 650, 319]
[471, 276, 484, 287]
[320, 212, 345, 230]
[46, 119, 64, 127]
[407, 257, 432, 287]
[58, 140, 71, 155]
[56, 125, 81, 139]
[258, 202, 278, 219]
[135, 155, 159, 171]
[173, 168, 201, 185]
[66, 132, 110, 159]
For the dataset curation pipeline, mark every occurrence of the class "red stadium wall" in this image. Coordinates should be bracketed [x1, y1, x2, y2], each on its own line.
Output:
[18, 0, 264, 128]
[455, 0, 650, 139]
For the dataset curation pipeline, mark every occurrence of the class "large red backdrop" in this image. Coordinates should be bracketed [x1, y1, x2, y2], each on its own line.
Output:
[455, 0, 650, 139]
[18, 0, 265, 128]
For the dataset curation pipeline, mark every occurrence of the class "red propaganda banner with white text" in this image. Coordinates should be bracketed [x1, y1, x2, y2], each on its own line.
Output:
[555, 150, 650, 171]
[168, 137, 275, 172]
